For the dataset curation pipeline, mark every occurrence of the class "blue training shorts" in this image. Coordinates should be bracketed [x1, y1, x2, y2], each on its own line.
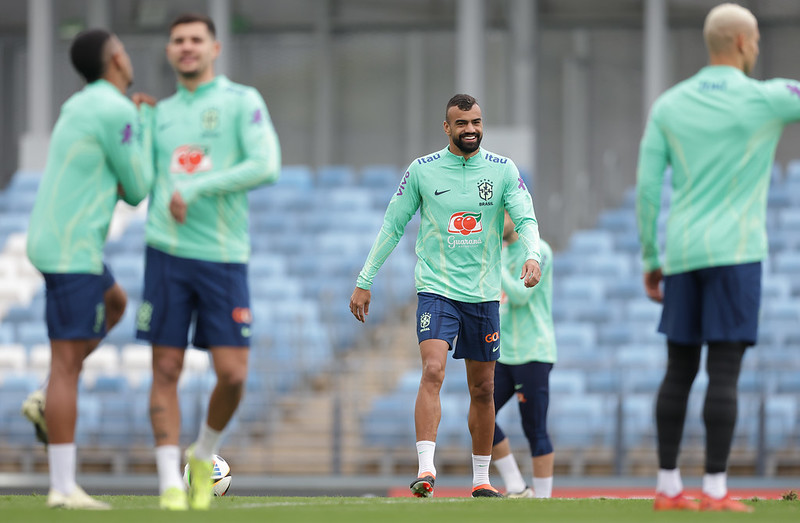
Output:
[416, 292, 500, 362]
[136, 246, 252, 349]
[493, 360, 554, 457]
[659, 262, 761, 346]
[42, 264, 115, 340]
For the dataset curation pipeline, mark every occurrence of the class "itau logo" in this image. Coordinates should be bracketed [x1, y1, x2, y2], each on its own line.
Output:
[447, 212, 483, 235]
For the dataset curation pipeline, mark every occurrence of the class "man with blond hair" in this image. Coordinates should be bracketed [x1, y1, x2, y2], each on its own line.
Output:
[637, 2, 800, 512]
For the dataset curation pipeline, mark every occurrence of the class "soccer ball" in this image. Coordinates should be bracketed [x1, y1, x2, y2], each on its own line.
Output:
[183, 454, 232, 497]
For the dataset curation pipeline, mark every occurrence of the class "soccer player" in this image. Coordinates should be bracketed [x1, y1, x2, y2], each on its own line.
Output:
[134, 13, 280, 511]
[350, 94, 542, 498]
[491, 211, 555, 499]
[637, 3, 800, 513]
[24, 29, 153, 509]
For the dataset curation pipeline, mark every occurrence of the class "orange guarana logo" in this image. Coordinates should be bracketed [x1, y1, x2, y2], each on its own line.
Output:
[484, 331, 499, 343]
[232, 307, 252, 324]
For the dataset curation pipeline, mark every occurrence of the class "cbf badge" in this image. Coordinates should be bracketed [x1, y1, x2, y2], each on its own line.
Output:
[478, 179, 494, 206]
[201, 108, 220, 131]
[419, 312, 431, 333]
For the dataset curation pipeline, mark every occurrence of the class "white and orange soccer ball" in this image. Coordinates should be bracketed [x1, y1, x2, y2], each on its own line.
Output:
[183, 454, 232, 497]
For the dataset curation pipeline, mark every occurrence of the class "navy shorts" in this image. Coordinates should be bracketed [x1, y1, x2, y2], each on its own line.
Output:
[136, 246, 251, 349]
[42, 265, 115, 340]
[493, 360, 554, 456]
[659, 262, 761, 346]
[416, 292, 500, 362]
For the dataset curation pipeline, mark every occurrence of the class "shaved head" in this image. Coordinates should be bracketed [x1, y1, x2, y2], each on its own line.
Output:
[703, 3, 758, 55]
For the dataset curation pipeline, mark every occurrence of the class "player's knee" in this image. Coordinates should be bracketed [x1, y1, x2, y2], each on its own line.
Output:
[420, 360, 446, 388]
[216, 366, 247, 390]
[152, 355, 183, 384]
[469, 377, 494, 404]
[527, 432, 553, 457]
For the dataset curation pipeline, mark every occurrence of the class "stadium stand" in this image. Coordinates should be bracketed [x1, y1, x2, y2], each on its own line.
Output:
[1, 163, 800, 478]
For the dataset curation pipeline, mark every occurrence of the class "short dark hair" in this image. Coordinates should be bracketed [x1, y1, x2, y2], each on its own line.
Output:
[70, 29, 113, 83]
[445, 94, 479, 119]
[169, 13, 216, 38]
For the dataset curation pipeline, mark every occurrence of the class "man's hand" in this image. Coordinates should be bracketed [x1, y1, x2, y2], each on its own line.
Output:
[131, 92, 157, 108]
[644, 268, 664, 303]
[169, 190, 187, 224]
[350, 287, 371, 323]
[520, 259, 541, 288]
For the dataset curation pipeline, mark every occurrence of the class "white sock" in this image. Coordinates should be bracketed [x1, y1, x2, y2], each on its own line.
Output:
[493, 454, 526, 493]
[194, 424, 223, 461]
[416, 440, 436, 478]
[155, 445, 185, 494]
[702, 472, 727, 499]
[472, 454, 492, 489]
[48, 443, 77, 495]
[656, 468, 683, 497]
[533, 476, 553, 498]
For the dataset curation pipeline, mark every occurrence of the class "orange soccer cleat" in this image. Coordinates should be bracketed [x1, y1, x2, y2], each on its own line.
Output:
[700, 493, 754, 512]
[653, 492, 700, 511]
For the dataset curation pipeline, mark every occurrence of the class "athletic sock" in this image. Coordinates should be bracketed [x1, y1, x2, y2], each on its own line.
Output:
[48, 443, 77, 495]
[155, 445, 185, 494]
[472, 454, 492, 489]
[656, 468, 683, 497]
[416, 440, 436, 478]
[702, 472, 727, 499]
[194, 424, 223, 461]
[533, 476, 553, 498]
[493, 454, 526, 493]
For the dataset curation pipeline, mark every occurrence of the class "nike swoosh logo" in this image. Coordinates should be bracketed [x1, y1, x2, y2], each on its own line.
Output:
[492, 346, 499, 352]
[434, 189, 451, 196]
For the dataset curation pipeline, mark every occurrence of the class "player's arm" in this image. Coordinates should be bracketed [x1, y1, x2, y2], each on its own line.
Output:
[351, 168, 421, 322]
[763, 78, 800, 123]
[102, 101, 154, 206]
[502, 242, 552, 304]
[503, 163, 542, 286]
[636, 104, 669, 302]
[175, 89, 281, 205]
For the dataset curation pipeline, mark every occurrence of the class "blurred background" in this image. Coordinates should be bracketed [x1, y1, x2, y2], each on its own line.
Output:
[1, 0, 800, 494]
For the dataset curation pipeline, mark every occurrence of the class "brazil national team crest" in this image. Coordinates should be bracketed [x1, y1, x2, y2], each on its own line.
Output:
[419, 312, 431, 333]
[201, 108, 220, 131]
[170, 145, 213, 174]
[478, 179, 493, 206]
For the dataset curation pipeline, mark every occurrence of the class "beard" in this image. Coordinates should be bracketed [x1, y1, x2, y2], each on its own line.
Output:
[453, 132, 482, 154]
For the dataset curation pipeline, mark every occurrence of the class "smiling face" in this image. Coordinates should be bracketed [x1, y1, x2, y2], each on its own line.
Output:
[166, 21, 220, 82]
[444, 103, 483, 158]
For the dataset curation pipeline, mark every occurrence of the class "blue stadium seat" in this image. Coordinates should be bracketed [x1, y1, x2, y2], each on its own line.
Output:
[360, 165, 401, 191]
[317, 165, 356, 188]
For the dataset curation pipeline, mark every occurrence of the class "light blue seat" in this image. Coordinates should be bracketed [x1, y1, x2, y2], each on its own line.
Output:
[568, 230, 614, 254]
[360, 164, 401, 191]
[276, 165, 314, 189]
[316, 165, 356, 188]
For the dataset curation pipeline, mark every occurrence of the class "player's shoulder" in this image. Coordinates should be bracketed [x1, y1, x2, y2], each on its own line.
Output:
[411, 148, 447, 169]
[478, 148, 513, 167]
[218, 77, 265, 102]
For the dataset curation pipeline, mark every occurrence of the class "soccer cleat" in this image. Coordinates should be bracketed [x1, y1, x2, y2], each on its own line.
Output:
[653, 491, 700, 511]
[472, 484, 504, 498]
[700, 493, 754, 512]
[47, 486, 111, 510]
[507, 486, 534, 498]
[410, 474, 435, 498]
[21, 389, 48, 445]
[185, 444, 214, 510]
[159, 486, 188, 510]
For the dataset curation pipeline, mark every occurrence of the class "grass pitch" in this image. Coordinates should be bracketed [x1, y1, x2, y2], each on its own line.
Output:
[1, 495, 798, 523]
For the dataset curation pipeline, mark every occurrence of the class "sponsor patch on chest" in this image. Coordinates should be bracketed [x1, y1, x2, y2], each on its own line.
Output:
[170, 145, 212, 174]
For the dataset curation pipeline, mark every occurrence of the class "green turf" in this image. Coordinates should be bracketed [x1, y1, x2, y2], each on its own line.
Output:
[1, 495, 797, 523]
